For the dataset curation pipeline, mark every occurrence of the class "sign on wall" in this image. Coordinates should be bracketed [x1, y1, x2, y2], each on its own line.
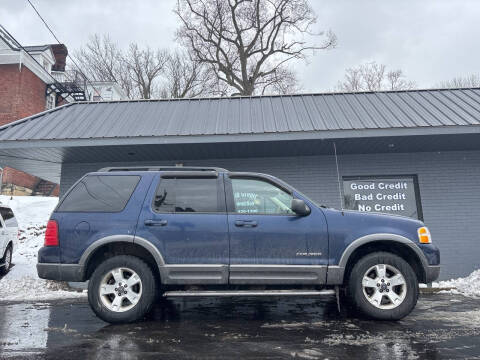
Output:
[342, 175, 423, 220]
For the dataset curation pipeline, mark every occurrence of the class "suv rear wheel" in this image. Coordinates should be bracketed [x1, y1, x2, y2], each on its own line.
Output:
[347, 252, 418, 320]
[88, 255, 157, 323]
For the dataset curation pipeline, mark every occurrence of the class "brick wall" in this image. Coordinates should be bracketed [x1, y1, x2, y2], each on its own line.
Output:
[0, 168, 59, 196]
[0, 63, 60, 195]
[2, 167, 37, 189]
[51, 185, 60, 197]
[0, 64, 47, 126]
[60, 150, 480, 280]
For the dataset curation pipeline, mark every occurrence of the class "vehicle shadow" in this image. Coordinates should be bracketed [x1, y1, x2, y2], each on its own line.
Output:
[147, 295, 346, 323]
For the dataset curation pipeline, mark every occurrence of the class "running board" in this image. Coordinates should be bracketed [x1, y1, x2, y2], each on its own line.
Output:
[163, 289, 336, 297]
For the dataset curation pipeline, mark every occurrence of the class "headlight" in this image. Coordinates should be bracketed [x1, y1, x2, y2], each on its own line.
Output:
[418, 226, 432, 244]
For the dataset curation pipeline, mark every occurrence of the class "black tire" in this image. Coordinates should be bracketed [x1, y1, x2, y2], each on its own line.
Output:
[88, 255, 157, 324]
[0, 245, 12, 275]
[347, 252, 418, 320]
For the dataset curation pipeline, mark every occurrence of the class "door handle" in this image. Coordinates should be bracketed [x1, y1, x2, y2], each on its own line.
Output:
[144, 219, 168, 226]
[235, 220, 258, 228]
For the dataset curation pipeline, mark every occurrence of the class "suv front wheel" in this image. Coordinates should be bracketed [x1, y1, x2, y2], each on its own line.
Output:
[88, 255, 157, 323]
[347, 252, 418, 320]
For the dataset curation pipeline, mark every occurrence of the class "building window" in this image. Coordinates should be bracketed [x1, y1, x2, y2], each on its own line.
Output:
[342, 175, 423, 220]
[46, 93, 55, 110]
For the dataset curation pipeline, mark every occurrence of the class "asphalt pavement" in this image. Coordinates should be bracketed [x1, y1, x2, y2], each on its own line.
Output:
[0, 293, 479, 359]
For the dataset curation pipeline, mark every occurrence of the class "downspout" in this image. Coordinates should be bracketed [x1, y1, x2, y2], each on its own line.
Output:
[18, 50, 22, 71]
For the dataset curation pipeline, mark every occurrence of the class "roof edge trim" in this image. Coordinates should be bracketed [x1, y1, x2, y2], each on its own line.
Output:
[0, 125, 478, 150]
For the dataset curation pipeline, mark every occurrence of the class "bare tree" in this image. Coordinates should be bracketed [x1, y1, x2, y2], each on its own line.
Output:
[339, 66, 362, 92]
[260, 66, 300, 95]
[75, 35, 170, 99]
[386, 69, 415, 91]
[437, 74, 480, 88]
[125, 44, 168, 99]
[361, 62, 385, 91]
[160, 51, 213, 98]
[337, 62, 416, 92]
[175, 0, 336, 96]
[74, 35, 135, 98]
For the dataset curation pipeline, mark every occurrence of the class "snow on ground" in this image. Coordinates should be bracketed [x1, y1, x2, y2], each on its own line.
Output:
[0, 195, 86, 301]
[433, 270, 480, 298]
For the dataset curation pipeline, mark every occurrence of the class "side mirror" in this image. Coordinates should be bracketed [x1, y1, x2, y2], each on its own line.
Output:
[291, 199, 310, 216]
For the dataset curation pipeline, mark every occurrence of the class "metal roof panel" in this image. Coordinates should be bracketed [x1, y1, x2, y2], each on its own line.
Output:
[1, 88, 479, 142]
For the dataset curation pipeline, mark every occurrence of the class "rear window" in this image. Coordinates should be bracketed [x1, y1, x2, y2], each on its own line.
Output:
[153, 178, 221, 213]
[57, 175, 140, 212]
[0, 207, 17, 227]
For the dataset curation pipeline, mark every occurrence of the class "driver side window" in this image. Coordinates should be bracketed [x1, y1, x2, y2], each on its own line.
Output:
[231, 178, 294, 215]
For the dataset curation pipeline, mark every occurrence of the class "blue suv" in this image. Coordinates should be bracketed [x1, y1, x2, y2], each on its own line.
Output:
[37, 167, 440, 323]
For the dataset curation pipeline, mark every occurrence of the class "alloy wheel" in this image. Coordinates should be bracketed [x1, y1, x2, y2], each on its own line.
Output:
[99, 267, 143, 313]
[361, 264, 407, 310]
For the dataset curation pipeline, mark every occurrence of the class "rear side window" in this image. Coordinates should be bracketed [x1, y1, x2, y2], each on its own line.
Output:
[57, 175, 140, 212]
[153, 178, 221, 213]
[0, 207, 18, 227]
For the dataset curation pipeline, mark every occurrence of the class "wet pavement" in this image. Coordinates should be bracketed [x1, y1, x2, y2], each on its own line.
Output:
[0, 294, 479, 359]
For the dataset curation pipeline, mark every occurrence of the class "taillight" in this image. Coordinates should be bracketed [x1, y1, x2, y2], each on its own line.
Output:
[44, 220, 59, 246]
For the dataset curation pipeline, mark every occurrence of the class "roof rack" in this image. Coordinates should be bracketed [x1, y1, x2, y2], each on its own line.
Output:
[97, 166, 228, 172]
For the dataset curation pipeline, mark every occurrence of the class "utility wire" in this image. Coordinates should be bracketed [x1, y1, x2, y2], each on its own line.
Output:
[26, 0, 104, 101]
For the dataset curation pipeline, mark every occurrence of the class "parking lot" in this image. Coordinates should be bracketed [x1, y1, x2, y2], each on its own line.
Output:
[1, 293, 479, 359]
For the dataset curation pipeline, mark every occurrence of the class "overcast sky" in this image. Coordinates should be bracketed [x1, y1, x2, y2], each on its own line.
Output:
[1, 0, 479, 92]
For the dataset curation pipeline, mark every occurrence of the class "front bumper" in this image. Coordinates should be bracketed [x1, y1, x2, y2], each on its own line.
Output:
[425, 265, 441, 283]
[37, 263, 85, 282]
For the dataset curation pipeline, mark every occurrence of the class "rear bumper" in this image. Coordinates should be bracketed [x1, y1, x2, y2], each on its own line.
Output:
[37, 263, 85, 282]
[425, 265, 441, 283]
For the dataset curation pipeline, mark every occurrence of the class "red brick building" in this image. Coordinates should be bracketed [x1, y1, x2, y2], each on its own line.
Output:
[0, 28, 71, 196]
[0, 64, 47, 126]
[0, 26, 126, 196]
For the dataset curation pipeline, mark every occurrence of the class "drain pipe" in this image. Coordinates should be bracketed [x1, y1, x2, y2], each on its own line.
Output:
[0, 167, 3, 196]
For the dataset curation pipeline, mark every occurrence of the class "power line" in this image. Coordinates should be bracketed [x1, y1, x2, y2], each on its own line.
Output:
[26, 0, 104, 101]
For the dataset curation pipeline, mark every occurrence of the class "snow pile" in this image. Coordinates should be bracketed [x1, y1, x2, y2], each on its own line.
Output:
[435, 270, 480, 298]
[0, 195, 86, 301]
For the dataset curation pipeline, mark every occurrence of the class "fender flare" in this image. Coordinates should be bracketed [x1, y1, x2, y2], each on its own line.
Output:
[79, 235, 166, 279]
[327, 233, 428, 285]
